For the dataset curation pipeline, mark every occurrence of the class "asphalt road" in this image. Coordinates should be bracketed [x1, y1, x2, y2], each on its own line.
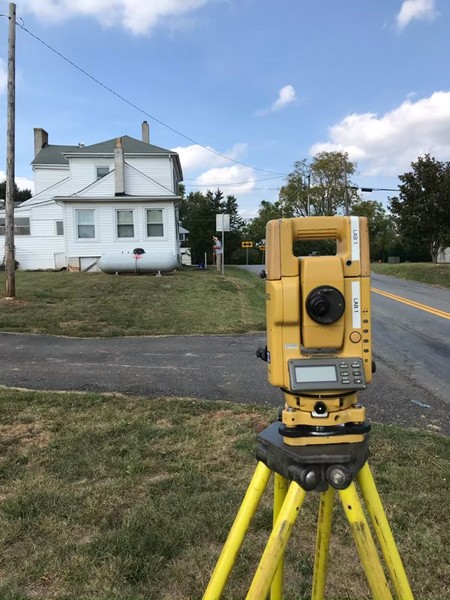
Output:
[0, 270, 449, 436]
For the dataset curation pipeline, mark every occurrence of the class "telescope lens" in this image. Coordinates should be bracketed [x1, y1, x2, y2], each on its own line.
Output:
[310, 296, 329, 317]
[306, 286, 345, 324]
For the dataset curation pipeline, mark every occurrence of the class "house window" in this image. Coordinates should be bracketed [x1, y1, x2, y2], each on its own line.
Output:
[96, 166, 109, 179]
[56, 221, 64, 236]
[116, 210, 134, 238]
[0, 217, 30, 235]
[146, 209, 164, 237]
[76, 209, 95, 239]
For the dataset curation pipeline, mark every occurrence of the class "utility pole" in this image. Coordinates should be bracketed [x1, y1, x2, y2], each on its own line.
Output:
[5, 2, 16, 299]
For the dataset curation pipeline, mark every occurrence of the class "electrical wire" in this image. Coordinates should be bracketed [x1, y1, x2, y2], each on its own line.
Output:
[15, 20, 288, 178]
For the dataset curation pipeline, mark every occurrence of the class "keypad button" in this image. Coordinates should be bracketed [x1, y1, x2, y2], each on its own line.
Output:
[352, 370, 361, 376]
[340, 371, 349, 376]
[341, 379, 351, 384]
[353, 379, 362, 384]
[351, 362, 361, 368]
[339, 363, 349, 368]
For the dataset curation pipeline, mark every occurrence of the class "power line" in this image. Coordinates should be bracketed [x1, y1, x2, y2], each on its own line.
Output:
[16, 20, 288, 178]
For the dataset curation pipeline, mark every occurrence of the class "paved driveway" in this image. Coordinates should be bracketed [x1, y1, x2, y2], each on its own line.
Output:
[1, 331, 448, 435]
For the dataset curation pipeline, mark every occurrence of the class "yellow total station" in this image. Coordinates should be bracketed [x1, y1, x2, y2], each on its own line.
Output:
[264, 216, 372, 446]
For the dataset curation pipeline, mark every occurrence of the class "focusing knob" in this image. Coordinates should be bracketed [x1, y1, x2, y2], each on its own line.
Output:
[256, 346, 268, 362]
[306, 286, 345, 324]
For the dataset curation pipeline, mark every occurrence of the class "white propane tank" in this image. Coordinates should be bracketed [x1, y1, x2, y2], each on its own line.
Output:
[98, 252, 178, 274]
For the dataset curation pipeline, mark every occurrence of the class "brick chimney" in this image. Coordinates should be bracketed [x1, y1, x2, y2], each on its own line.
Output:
[34, 128, 48, 157]
[114, 137, 125, 196]
[142, 121, 150, 144]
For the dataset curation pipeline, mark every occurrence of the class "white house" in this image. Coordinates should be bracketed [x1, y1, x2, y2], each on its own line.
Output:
[0, 122, 184, 271]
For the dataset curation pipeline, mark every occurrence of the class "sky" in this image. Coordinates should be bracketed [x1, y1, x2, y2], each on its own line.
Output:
[0, 0, 449, 218]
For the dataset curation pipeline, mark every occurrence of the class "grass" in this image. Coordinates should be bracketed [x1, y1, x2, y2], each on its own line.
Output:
[1, 264, 448, 338]
[371, 262, 450, 289]
[0, 388, 448, 600]
[0, 267, 266, 337]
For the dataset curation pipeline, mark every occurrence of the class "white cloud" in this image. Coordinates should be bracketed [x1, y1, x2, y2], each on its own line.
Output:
[395, 0, 437, 30]
[19, 0, 211, 35]
[195, 165, 256, 194]
[0, 59, 7, 94]
[272, 85, 297, 111]
[173, 142, 257, 195]
[310, 91, 450, 176]
[172, 143, 248, 172]
[256, 85, 297, 116]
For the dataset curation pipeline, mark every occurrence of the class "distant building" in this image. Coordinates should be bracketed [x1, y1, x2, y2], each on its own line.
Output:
[0, 122, 184, 271]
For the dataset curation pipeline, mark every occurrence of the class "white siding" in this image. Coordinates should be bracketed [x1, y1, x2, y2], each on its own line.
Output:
[64, 201, 178, 259]
[34, 166, 70, 195]
[70, 158, 114, 191]
[126, 157, 174, 194]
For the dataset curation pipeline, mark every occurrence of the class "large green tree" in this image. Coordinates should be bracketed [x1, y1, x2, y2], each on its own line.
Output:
[244, 200, 284, 244]
[279, 152, 359, 217]
[179, 189, 244, 264]
[389, 155, 450, 263]
[350, 200, 396, 262]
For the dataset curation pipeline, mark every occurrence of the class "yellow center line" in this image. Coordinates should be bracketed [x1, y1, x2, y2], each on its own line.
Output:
[371, 288, 450, 320]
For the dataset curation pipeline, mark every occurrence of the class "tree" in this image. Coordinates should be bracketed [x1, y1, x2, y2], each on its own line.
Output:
[244, 200, 285, 244]
[389, 155, 450, 263]
[179, 189, 244, 265]
[350, 200, 396, 262]
[279, 152, 359, 217]
[0, 180, 32, 205]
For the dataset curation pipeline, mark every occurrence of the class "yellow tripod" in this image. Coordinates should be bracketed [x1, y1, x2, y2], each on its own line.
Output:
[203, 424, 415, 600]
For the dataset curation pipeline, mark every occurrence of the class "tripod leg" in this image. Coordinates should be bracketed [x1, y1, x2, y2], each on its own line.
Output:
[357, 463, 415, 600]
[203, 461, 272, 600]
[271, 473, 289, 600]
[312, 486, 335, 600]
[339, 483, 394, 600]
[246, 481, 307, 600]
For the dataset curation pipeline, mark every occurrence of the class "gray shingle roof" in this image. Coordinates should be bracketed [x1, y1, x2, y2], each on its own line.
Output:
[32, 136, 180, 165]
[32, 144, 78, 166]
[66, 136, 177, 156]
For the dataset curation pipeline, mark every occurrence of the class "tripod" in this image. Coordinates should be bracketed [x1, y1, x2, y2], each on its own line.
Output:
[203, 423, 415, 600]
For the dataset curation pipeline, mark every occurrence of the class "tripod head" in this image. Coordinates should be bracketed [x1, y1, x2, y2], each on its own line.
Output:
[261, 216, 373, 446]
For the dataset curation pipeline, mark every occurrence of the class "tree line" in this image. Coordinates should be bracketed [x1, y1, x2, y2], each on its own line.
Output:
[179, 152, 450, 264]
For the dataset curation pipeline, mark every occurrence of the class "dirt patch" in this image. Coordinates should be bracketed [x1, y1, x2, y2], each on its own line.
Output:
[0, 298, 29, 307]
[0, 422, 51, 448]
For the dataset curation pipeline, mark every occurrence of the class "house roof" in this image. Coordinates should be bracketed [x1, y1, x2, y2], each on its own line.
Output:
[65, 136, 176, 156]
[32, 144, 79, 166]
[32, 136, 183, 180]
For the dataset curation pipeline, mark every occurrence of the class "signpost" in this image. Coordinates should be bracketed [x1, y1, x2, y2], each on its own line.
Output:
[216, 214, 230, 275]
[241, 241, 253, 265]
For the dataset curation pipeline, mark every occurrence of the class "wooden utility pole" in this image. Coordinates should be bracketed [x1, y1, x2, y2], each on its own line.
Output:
[5, 2, 16, 299]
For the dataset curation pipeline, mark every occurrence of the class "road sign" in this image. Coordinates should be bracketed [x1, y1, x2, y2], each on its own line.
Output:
[259, 245, 266, 251]
[242, 241, 253, 248]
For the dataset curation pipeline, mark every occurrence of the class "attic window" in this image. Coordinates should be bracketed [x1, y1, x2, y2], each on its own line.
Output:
[96, 166, 109, 179]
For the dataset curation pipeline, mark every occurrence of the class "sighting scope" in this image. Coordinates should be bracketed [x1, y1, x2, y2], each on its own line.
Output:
[262, 216, 372, 446]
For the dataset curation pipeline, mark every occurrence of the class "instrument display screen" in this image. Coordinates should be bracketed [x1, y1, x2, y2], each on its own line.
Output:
[294, 365, 338, 383]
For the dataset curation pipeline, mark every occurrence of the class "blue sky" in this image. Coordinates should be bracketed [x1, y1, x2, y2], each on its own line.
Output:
[0, 0, 449, 217]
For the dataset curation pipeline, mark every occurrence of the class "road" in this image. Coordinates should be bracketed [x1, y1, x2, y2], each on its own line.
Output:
[0, 271, 449, 435]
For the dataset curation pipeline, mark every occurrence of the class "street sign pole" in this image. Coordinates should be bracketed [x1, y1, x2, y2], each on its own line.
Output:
[221, 214, 225, 276]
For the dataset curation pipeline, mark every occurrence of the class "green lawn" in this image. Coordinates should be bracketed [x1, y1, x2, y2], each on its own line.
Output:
[0, 267, 266, 337]
[0, 389, 448, 600]
[371, 262, 450, 289]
